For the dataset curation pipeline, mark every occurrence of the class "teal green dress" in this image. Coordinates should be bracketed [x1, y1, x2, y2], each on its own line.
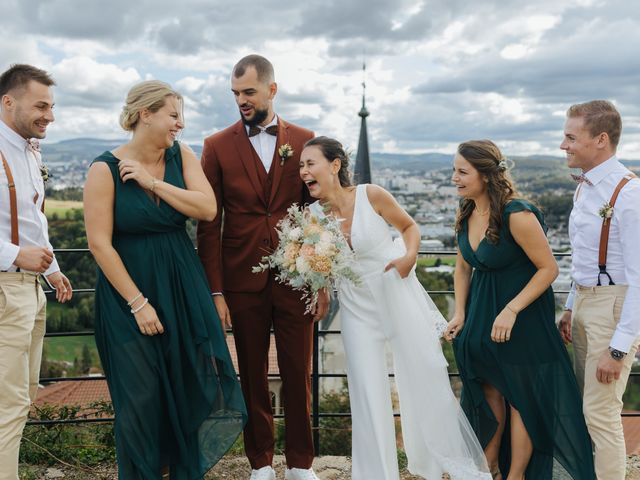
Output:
[453, 200, 595, 479]
[93, 142, 246, 479]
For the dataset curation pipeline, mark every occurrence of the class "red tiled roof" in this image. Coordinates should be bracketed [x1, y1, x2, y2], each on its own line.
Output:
[225, 334, 280, 375]
[623, 412, 640, 455]
[31, 335, 281, 412]
[31, 379, 112, 419]
[34, 379, 111, 408]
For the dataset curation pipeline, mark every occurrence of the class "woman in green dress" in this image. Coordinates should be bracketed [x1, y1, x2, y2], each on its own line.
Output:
[84, 80, 246, 479]
[446, 140, 594, 479]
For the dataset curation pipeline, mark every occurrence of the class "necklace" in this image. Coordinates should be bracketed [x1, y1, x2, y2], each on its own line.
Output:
[474, 206, 490, 216]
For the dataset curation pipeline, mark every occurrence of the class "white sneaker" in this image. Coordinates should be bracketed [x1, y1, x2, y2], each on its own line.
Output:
[250, 465, 276, 480]
[284, 467, 320, 480]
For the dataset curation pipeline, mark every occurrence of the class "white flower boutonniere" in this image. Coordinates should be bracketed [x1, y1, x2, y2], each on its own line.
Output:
[40, 164, 50, 183]
[278, 143, 294, 166]
[599, 201, 613, 219]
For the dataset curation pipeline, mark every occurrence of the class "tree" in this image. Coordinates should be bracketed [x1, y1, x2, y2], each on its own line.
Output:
[80, 344, 92, 374]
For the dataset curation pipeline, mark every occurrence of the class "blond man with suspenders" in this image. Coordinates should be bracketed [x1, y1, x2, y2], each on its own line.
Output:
[0, 64, 72, 480]
[558, 100, 640, 480]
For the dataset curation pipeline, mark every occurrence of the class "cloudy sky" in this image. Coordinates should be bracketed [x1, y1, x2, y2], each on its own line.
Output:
[2, 0, 639, 158]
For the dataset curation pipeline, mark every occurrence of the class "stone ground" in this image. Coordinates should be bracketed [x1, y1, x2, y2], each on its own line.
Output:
[19, 455, 640, 479]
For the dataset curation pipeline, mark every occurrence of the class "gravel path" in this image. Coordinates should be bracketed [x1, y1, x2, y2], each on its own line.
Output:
[20, 455, 640, 479]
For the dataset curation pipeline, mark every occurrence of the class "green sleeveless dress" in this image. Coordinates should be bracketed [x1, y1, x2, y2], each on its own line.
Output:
[453, 199, 595, 479]
[93, 142, 246, 479]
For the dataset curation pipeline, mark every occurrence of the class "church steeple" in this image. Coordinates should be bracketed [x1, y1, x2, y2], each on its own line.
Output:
[354, 62, 371, 185]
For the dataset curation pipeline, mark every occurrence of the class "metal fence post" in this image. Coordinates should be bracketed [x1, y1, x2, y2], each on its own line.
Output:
[312, 321, 320, 455]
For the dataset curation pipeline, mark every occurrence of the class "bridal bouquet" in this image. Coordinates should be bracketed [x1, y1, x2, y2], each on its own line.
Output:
[253, 204, 360, 313]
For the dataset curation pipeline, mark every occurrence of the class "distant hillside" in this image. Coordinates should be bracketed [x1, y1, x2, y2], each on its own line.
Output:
[40, 138, 640, 171]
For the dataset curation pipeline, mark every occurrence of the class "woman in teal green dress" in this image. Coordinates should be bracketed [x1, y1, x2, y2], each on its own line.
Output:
[84, 80, 246, 479]
[446, 140, 594, 479]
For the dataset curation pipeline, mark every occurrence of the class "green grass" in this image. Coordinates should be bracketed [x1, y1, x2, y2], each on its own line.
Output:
[44, 335, 99, 365]
[44, 200, 83, 219]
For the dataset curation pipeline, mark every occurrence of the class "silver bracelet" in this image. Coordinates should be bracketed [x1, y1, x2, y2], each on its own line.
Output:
[131, 298, 149, 314]
[127, 292, 142, 306]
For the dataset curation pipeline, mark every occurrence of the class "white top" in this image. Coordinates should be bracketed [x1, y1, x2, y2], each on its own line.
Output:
[245, 114, 278, 172]
[565, 155, 640, 352]
[0, 119, 59, 274]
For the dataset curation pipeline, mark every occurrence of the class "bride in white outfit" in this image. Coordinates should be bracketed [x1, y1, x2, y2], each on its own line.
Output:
[300, 137, 491, 480]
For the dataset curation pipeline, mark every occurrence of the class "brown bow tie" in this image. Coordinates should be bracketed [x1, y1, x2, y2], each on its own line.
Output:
[248, 125, 278, 137]
[570, 173, 593, 186]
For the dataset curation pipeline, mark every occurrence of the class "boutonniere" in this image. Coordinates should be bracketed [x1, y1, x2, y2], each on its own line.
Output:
[278, 143, 294, 166]
[40, 164, 50, 183]
[26, 138, 48, 183]
[598, 201, 613, 219]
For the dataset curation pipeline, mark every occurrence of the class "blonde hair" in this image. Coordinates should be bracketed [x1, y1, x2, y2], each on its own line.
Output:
[567, 100, 622, 149]
[119, 80, 183, 131]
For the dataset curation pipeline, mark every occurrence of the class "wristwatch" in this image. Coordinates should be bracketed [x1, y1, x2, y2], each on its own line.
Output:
[609, 347, 627, 361]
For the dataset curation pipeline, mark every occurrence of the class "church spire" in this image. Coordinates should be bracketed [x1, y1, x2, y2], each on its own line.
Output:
[354, 61, 371, 185]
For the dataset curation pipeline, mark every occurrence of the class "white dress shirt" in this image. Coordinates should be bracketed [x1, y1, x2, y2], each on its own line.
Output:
[565, 156, 640, 352]
[0, 119, 59, 275]
[245, 115, 278, 172]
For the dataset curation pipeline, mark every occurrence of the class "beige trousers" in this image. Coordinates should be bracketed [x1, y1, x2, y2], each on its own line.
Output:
[0, 273, 46, 480]
[573, 284, 639, 480]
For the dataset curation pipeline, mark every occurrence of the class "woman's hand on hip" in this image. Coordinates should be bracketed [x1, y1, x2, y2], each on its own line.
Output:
[384, 254, 415, 278]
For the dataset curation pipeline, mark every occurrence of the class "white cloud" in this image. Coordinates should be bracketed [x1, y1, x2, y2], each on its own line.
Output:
[0, 0, 638, 157]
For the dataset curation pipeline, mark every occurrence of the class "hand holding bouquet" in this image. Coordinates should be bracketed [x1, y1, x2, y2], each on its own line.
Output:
[253, 204, 360, 313]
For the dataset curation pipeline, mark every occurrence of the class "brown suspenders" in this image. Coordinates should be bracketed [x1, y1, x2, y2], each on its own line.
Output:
[1, 150, 19, 246]
[597, 173, 637, 286]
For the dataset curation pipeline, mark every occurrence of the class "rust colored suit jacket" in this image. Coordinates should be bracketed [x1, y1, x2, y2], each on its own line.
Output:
[197, 118, 314, 293]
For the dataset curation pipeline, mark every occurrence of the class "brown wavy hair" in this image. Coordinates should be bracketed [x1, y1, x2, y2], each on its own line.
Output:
[454, 140, 520, 244]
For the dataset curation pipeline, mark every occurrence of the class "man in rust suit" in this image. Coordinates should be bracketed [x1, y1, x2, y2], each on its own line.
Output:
[197, 55, 328, 480]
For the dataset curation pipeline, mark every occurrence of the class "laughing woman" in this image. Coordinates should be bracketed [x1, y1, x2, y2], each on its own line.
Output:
[84, 80, 246, 479]
[447, 140, 594, 479]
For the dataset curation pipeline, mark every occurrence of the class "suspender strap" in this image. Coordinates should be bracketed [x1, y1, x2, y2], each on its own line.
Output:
[597, 173, 637, 285]
[1, 150, 19, 246]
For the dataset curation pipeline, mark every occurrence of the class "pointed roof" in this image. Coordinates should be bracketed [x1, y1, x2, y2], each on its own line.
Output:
[354, 63, 371, 185]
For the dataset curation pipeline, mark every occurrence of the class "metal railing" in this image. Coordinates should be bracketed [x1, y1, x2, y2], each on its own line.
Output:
[31, 248, 640, 454]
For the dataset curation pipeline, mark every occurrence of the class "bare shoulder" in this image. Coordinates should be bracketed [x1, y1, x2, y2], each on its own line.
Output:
[85, 161, 114, 198]
[366, 183, 393, 202]
[365, 184, 396, 212]
[87, 160, 113, 178]
[178, 141, 197, 162]
[508, 209, 541, 235]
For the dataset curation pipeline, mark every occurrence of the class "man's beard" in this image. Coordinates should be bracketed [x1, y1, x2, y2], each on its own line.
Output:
[240, 106, 269, 127]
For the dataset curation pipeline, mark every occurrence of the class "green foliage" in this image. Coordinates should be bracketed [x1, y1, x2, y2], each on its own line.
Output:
[45, 187, 83, 201]
[533, 192, 574, 227]
[415, 270, 453, 318]
[622, 365, 640, 410]
[318, 385, 351, 456]
[21, 402, 115, 467]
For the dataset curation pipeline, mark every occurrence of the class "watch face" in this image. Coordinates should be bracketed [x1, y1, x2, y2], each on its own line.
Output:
[610, 349, 625, 360]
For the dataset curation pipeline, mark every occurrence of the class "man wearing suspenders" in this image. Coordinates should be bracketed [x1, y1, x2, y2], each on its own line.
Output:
[0, 64, 72, 479]
[559, 100, 640, 480]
